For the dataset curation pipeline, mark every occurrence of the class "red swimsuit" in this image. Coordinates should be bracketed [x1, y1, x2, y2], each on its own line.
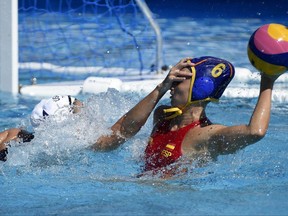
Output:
[144, 119, 206, 172]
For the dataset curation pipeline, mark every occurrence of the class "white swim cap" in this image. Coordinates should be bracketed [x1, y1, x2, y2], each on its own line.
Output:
[30, 95, 76, 127]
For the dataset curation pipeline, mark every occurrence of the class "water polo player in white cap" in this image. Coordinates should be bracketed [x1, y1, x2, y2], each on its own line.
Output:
[30, 95, 82, 127]
[0, 95, 82, 161]
[92, 56, 280, 178]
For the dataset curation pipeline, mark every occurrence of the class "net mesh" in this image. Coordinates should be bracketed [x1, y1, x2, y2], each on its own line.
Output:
[18, 0, 158, 84]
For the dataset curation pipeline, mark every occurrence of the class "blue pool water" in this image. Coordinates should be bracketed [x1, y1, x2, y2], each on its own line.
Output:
[1, 3, 288, 216]
[2, 90, 288, 215]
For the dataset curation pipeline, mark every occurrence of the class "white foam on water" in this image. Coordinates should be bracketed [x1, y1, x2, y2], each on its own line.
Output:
[5, 89, 147, 170]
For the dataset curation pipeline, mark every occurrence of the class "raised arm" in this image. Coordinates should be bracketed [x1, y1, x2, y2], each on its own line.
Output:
[92, 58, 194, 151]
[211, 74, 277, 154]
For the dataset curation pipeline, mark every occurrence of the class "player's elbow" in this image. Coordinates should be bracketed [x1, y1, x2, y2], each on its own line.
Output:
[91, 132, 127, 152]
[92, 139, 124, 152]
[121, 127, 141, 139]
[250, 127, 267, 142]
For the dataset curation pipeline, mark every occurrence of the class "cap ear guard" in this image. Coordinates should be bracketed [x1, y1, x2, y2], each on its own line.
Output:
[164, 56, 235, 120]
[192, 77, 215, 100]
[190, 56, 235, 102]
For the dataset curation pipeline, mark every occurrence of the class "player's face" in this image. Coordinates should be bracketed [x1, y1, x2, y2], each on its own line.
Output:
[72, 99, 83, 114]
[170, 67, 192, 108]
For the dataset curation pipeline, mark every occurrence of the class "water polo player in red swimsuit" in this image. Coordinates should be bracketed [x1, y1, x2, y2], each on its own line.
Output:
[93, 56, 278, 177]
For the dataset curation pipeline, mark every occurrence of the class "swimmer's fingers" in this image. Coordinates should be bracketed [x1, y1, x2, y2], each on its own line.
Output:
[170, 57, 194, 73]
[176, 57, 194, 68]
[170, 69, 192, 81]
[167, 60, 193, 79]
[160, 57, 194, 90]
[177, 57, 193, 64]
[163, 69, 191, 88]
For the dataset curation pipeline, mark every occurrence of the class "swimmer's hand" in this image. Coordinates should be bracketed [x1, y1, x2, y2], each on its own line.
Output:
[0, 148, 8, 161]
[17, 130, 35, 143]
[161, 57, 194, 91]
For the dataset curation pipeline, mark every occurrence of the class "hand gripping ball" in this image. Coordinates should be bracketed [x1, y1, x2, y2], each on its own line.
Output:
[247, 23, 288, 76]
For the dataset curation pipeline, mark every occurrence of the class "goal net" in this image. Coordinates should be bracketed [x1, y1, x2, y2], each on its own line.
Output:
[18, 0, 160, 85]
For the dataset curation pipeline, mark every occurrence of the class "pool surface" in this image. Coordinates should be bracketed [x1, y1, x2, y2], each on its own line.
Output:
[1, 1, 288, 215]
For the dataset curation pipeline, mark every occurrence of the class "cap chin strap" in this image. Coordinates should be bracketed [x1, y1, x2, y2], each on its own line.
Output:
[163, 61, 218, 120]
[163, 107, 183, 120]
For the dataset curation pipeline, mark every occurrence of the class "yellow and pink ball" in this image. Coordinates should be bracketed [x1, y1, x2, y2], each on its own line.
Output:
[247, 23, 288, 76]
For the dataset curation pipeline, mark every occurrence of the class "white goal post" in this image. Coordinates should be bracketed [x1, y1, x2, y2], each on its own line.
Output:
[0, 0, 163, 95]
[0, 0, 18, 94]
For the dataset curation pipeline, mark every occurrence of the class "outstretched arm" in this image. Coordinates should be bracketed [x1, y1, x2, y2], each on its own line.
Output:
[0, 128, 22, 151]
[92, 58, 194, 151]
[93, 85, 168, 151]
[211, 74, 277, 154]
[0, 128, 34, 161]
[0, 128, 22, 162]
